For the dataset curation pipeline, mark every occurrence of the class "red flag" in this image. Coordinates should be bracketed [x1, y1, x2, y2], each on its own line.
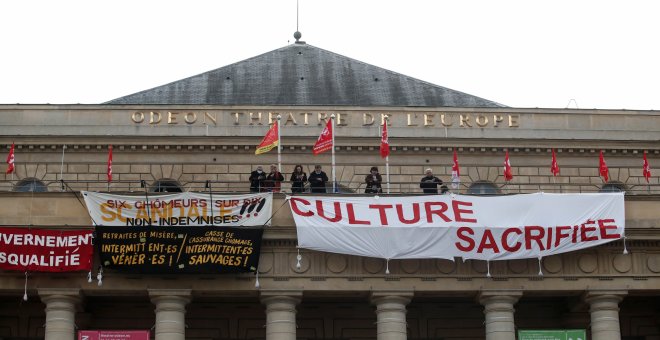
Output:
[550, 148, 560, 176]
[313, 119, 333, 155]
[599, 150, 609, 182]
[380, 121, 390, 158]
[255, 121, 280, 155]
[6, 143, 15, 174]
[643, 150, 651, 182]
[451, 150, 460, 189]
[503, 150, 513, 181]
[107, 145, 113, 183]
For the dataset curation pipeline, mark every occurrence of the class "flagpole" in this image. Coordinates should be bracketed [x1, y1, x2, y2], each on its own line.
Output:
[277, 115, 282, 174]
[383, 118, 390, 194]
[59, 145, 66, 191]
[331, 113, 336, 193]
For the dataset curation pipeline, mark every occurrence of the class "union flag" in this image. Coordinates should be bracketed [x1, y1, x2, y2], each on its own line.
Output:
[255, 121, 279, 155]
[313, 119, 333, 155]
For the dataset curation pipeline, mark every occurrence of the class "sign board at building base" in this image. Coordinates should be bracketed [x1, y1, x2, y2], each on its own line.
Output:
[519, 329, 587, 340]
[78, 330, 150, 340]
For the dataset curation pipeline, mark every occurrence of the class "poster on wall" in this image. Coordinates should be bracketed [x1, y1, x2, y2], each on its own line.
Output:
[96, 226, 263, 274]
[78, 330, 150, 340]
[518, 329, 586, 340]
[289, 193, 625, 261]
[82, 192, 272, 227]
[0, 228, 93, 272]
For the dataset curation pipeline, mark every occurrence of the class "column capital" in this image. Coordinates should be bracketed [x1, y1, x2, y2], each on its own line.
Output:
[38, 288, 82, 298]
[583, 289, 628, 303]
[148, 288, 193, 299]
[38, 288, 82, 308]
[477, 290, 523, 306]
[259, 290, 303, 305]
[370, 291, 414, 306]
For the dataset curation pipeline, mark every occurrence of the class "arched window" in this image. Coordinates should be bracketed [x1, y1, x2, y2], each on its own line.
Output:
[14, 178, 48, 192]
[600, 181, 626, 193]
[467, 180, 500, 195]
[152, 179, 182, 193]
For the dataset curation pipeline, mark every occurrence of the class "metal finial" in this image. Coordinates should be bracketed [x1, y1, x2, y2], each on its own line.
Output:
[294, 31, 302, 42]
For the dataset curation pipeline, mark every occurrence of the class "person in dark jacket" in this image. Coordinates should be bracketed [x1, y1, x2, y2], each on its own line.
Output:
[290, 164, 308, 193]
[308, 165, 329, 193]
[249, 166, 266, 192]
[420, 168, 443, 194]
[265, 164, 285, 192]
[364, 166, 383, 194]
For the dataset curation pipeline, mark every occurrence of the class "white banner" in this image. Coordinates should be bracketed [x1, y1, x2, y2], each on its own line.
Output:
[82, 192, 272, 227]
[289, 193, 625, 261]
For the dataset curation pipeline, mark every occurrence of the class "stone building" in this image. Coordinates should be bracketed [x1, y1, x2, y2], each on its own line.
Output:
[0, 38, 659, 340]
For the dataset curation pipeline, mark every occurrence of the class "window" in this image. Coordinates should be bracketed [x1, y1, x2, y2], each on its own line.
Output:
[14, 178, 48, 192]
[467, 181, 500, 195]
[600, 181, 626, 193]
[151, 179, 182, 193]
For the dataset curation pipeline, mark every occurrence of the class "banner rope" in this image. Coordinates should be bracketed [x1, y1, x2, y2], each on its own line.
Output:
[23, 271, 28, 301]
[63, 183, 100, 226]
[486, 260, 491, 278]
[538, 256, 544, 276]
[623, 236, 628, 254]
[296, 247, 302, 270]
[261, 198, 290, 228]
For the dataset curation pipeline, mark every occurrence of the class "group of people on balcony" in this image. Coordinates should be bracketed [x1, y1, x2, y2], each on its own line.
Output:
[249, 165, 448, 194]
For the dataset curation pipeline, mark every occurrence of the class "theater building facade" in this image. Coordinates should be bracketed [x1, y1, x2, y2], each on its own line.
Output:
[0, 40, 659, 340]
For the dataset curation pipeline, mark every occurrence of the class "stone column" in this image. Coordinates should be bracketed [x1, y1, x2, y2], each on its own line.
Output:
[371, 292, 414, 340]
[260, 290, 303, 340]
[585, 290, 627, 340]
[149, 289, 192, 340]
[478, 290, 522, 340]
[39, 288, 82, 340]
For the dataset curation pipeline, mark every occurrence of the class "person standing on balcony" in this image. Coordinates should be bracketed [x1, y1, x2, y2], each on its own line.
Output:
[309, 165, 329, 193]
[420, 168, 443, 194]
[290, 164, 308, 193]
[266, 164, 284, 192]
[364, 166, 383, 194]
[249, 165, 267, 192]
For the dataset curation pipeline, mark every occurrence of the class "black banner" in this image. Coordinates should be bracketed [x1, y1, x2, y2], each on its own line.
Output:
[96, 226, 263, 274]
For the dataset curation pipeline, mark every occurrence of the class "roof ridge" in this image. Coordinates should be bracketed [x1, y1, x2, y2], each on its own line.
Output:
[303, 44, 505, 107]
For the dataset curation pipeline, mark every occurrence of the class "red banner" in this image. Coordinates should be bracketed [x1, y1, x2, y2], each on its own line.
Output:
[0, 228, 93, 272]
[313, 119, 333, 155]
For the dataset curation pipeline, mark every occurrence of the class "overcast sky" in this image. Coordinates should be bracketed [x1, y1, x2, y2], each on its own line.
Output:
[1, 0, 659, 110]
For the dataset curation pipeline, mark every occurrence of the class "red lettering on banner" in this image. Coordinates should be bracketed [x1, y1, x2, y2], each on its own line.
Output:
[317, 201, 342, 222]
[501, 228, 522, 252]
[476, 229, 500, 253]
[455, 227, 475, 251]
[572, 225, 579, 243]
[452, 200, 477, 223]
[347, 203, 370, 225]
[289, 198, 313, 217]
[581, 220, 598, 241]
[555, 226, 571, 247]
[369, 204, 393, 225]
[424, 202, 451, 222]
[524, 226, 545, 251]
[396, 203, 420, 224]
[598, 219, 620, 239]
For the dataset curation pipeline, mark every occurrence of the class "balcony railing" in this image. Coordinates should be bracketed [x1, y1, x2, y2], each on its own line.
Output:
[0, 179, 658, 195]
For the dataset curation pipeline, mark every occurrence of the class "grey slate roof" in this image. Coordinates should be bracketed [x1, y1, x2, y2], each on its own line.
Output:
[105, 43, 505, 107]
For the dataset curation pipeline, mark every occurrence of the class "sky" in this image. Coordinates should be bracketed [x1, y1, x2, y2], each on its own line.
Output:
[1, 0, 659, 110]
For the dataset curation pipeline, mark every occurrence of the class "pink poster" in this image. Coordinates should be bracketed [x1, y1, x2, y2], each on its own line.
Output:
[78, 330, 150, 340]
